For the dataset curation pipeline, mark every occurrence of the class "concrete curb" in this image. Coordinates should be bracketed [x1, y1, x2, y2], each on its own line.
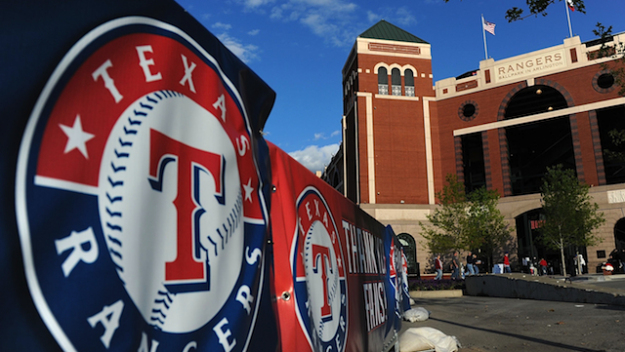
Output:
[409, 289, 463, 298]
[465, 273, 625, 306]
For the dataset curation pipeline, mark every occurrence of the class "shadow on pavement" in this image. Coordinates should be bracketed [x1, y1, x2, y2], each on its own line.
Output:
[427, 316, 604, 352]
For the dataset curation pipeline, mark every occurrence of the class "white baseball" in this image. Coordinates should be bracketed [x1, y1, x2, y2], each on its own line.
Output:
[304, 220, 341, 342]
[98, 92, 244, 333]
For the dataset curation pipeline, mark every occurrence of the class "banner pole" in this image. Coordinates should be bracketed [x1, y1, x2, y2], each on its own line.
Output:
[565, 0, 573, 37]
[482, 14, 488, 59]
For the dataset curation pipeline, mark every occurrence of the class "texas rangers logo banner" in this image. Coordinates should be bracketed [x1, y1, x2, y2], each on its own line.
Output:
[9, 2, 276, 350]
[384, 225, 411, 334]
[268, 144, 406, 352]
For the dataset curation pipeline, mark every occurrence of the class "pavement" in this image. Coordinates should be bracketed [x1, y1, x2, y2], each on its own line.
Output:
[401, 273, 625, 352]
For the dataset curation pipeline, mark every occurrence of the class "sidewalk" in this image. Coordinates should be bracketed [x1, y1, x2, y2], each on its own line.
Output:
[401, 273, 625, 351]
[402, 295, 625, 352]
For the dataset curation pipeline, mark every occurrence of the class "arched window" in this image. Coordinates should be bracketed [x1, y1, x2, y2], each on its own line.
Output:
[404, 69, 414, 97]
[397, 233, 418, 276]
[391, 68, 401, 96]
[504, 85, 574, 195]
[504, 85, 567, 120]
[377, 67, 388, 95]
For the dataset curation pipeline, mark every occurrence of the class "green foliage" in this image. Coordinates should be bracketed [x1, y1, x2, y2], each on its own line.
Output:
[539, 165, 605, 274]
[540, 165, 604, 248]
[420, 174, 513, 263]
[465, 187, 513, 268]
[443, 0, 586, 22]
[506, 0, 585, 22]
[604, 128, 625, 163]
[591, 22, 625, 159]
[608, 128, 625, 146]
[592, 23, 625, 96]
[419, 174, 467, 254]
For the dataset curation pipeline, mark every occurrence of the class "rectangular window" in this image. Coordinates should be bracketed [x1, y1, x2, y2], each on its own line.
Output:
[378, 84, 388, 95]
[597, 105, 625, 185]
[461, 133, 486, 193]
[405, 86, 415, 97]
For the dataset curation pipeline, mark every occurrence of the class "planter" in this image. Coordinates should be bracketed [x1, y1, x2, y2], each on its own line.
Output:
[409, 290, 463, 298]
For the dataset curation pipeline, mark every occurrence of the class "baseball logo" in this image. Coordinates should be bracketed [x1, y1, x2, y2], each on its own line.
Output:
[292, 187, 347, 352]
[99, 92, 243, 332]
[16, 17, 268, 351]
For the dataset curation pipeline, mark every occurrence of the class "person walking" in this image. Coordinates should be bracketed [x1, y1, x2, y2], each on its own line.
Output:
[472, 254, 481, 275]
[503, 252, 511, 273]
[539, 258, 548, 276]
[574, 253, 587, 275]
[434, 254, 443, 280]
[451, 251, 460, 279]
[466, 251, 475, 276]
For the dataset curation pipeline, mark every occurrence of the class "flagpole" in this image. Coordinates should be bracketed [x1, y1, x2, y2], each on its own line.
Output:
[565, 0, 573, 37]
[482, 14, 488, 59]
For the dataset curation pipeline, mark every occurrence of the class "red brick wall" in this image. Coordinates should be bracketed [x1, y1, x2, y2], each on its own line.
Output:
[345, 46, 624, 204]
[431, 61, 622, 197]
[355, 52, 434, 203]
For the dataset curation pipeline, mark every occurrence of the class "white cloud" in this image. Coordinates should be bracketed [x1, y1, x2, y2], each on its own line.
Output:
[367, 10, 380, 23]
[242, 0, 275, 9]
[367, 6, 417, 26]
[312, 131, 340, 140]
[288, 143, 339, 173]
[216, 33, 260, 63]
[212, 22, 232, 30]
[267, 0, 358, 46]
[248, 29, 261, 35]
[394, 7, 417, 26]
[270, 6, 284, 19]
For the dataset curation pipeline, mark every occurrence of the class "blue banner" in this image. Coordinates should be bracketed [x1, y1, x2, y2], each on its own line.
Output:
[2, 1, 276, 351]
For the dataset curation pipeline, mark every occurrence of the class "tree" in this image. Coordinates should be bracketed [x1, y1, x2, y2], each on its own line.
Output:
[539, 165, 605, 275]
[420, 174, 513, 269]
[420, 174, 468, 255]
[443, 0, 586, 22]
[591, 23, 625, 95]
[585, 23, 625, 165]
[465, 187, 514, 270]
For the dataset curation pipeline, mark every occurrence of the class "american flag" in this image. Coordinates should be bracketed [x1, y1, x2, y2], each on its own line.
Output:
[567, 0, 575, 11]
[483, 18, 495, 35]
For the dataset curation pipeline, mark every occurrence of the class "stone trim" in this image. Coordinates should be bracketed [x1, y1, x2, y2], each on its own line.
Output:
[497, 82, 528, 121]
[455, 136, 464, 186]
[482, 131, 492, 190]
[589, 110, 607, 185]
[569, 114, 585, 182]
[499, 128, 512, 196]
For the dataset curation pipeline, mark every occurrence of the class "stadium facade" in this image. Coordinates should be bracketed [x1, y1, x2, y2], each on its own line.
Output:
[323, 20, 625, 275]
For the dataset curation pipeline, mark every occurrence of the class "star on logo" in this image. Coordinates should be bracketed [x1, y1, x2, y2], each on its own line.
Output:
[243, 178, 254, 203]
[59, 115, 95, 159]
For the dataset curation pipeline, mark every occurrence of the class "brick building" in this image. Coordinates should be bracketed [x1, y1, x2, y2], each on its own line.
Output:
[323, 20, 625, 275]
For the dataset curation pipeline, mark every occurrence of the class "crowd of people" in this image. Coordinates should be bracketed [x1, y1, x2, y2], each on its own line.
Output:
[432, 251, 484, 280]
[430, 252, 596, 279]
[430, 249, 625, 279]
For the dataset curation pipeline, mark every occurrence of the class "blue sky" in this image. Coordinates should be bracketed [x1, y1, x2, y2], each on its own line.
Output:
[174, 0, 624, 172]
